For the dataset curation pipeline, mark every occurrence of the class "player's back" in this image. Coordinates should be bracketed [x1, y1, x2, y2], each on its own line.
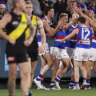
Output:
[76, 25, 92, 49]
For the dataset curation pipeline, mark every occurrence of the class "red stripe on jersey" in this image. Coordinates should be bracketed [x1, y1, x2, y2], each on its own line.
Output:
[55, 36, 65, 39]
[93, 36, 96, 39]
[71, 37, 77, 39]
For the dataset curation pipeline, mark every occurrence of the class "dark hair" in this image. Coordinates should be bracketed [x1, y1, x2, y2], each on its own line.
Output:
[78, 16, 86, 24]
[44, 6, 54, 15]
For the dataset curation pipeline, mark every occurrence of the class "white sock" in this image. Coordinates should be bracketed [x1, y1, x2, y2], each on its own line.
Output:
[41, 65, 49, 75]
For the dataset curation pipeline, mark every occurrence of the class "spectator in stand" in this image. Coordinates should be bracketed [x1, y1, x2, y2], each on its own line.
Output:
[85, 0, 96, 13]
[76, 0, 87, 13]
[66, 0, 77, 20]
[6, 0, 13, 12]
[85, 0, 96, 8]
[53, 0, 67, 24]
[54, 0, 67, 14]
[0, 0, 7, 4]
[31, 0, 42, 17]
[39, 0, 54, 12]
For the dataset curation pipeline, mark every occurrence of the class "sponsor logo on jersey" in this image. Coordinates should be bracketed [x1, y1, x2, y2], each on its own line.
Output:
[12, 21, 19, 25]
[7, 57, 15, 62]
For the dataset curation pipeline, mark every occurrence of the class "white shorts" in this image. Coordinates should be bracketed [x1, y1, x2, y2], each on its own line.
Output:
[89, 48, 96, 61]
[65, 47, 75, 59]
[38, 42, 49, 56]
[52, 47, 69, 59]
[74, 48, 90, 61]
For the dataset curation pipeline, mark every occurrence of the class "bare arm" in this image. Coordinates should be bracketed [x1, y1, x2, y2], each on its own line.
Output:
[0, 14, 11, 40]
[77, 8, 96, 28]
[37, 17, 46, 48]
[63, 20, 73, 30]
[26, 15, 36, 40]
[61, 28, 79, 42]
[0, 14, 15, 44]
[43, 19, 60, 37]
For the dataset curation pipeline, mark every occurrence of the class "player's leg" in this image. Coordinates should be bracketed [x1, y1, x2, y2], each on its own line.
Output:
[8, 63, 17, 96]
[80, 61, 87, 89]
[39, 56, 50, 90]
[50, 59, 60, 89]
[66, 47, 75, 89]
[55, 58, 71, 90]
[18, 61, 31, 96]
[84, 60, 94, 89]
[30, 60, 37, 88]
[73, 61, 81, 90]
[50, 47, 61, 89]
[34, 52, 53, 89]
[93, 61, 96, 73]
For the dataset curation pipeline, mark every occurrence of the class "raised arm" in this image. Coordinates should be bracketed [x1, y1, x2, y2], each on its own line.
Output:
[42, 19, 61, 37]
[77, 8, 96, 28]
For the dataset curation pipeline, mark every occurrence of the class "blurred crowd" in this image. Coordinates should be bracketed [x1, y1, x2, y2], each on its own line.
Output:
[0, 0, 96, 27]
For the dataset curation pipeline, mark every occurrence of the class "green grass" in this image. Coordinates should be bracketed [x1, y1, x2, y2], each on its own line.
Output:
[0, 88, 96, 96]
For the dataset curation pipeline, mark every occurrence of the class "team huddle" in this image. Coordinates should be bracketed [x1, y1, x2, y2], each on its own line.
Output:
[0, 0, 96, 96]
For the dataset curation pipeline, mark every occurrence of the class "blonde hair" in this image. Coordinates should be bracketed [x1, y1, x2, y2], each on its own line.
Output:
[12, 0, 19, 7]
[59, 13, 68, 19]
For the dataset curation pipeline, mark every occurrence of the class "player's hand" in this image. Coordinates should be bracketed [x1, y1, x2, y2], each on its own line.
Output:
[57, 20, 63, 28]
[24, 37, 33, 47]
[60, 39, 64, 43]
[8, 39, 16, 45]
[38, 46, 44, 54]
[76, 7, 82, 14]
[72, 13, 79, 21]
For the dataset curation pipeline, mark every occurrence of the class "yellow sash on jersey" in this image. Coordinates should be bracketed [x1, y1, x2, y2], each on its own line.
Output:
[8, 12, 28, 40]
[25, 15, 38, 39]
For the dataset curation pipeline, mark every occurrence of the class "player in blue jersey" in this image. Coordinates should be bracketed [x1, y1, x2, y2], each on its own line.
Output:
[34, 6, 63, 90]
[61, 16, 93, 90]
[65, 19, 79, 89]
[51, 13, 79, 90]
[76, 8, 96, 89]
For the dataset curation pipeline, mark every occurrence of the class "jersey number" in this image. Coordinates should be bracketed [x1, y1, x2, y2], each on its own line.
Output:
[82, 29, 90, 40]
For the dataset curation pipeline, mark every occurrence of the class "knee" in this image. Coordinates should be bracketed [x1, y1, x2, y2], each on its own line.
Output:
[21, 70, 30, 79]
[9, 72, 17, 80]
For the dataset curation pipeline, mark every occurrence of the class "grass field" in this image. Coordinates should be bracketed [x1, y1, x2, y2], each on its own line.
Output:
[0, 88, 96, 96]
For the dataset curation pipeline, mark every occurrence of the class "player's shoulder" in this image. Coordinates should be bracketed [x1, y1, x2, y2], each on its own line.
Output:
[36, 16, 42, 21]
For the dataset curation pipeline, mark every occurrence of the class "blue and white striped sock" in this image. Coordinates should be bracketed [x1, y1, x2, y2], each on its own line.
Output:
[55, 76, 61, 82]
[36, 73, 43, 81]
[50, 81, 55, 88]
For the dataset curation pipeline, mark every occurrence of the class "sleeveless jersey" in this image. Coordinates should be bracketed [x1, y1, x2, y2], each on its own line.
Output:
[54, 30, 66, 49]
[66, 24, 79, 48]
[6, 12, 28, 40]
[76, 25, 92, 49]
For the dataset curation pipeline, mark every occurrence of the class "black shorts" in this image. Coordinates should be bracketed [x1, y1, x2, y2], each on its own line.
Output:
[6, 42, 27, 64]
[27, 36, 38, 61]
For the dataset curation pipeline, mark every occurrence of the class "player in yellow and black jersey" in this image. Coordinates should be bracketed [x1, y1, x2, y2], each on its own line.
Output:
[25, 0, 46, 93]
[0, 0, 36, 96]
